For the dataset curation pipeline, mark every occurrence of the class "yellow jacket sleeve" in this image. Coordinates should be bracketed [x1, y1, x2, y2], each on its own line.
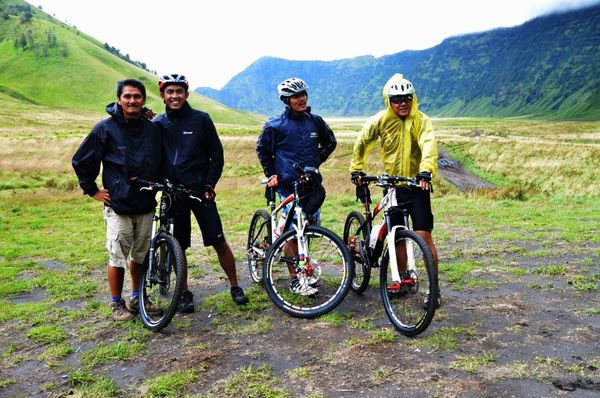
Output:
[416, 114, 438, 176]
[349, 111, 384, 172]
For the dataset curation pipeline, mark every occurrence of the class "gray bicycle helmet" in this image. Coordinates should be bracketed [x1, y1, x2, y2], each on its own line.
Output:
[277, 78, 308, 100]
[158, 74, 189, 92]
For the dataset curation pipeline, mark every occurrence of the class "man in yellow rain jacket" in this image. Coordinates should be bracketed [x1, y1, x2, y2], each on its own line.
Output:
[350, 73, 440, 308]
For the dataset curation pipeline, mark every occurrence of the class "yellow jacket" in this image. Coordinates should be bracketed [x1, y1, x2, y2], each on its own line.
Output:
[350, 74, 438, 177]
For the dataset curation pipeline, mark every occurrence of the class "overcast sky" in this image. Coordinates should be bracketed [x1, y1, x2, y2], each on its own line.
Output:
[26, 0, 599, 89]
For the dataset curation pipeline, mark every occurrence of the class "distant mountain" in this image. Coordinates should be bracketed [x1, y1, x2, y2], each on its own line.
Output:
[0, 0, 261, 125]
[197, 4, 600, 120]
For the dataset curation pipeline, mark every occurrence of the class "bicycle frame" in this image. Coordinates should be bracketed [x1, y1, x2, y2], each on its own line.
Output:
[355, 175, 417, 283]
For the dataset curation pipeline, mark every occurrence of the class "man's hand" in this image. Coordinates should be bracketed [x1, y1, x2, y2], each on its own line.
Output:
[416, 170, 432, 191]
[142, 107, 156, 120]
[351, 171, 366, 186]
[92, 189, 111, 205]
[267, 175, 279, 188]
[204, 185, 216, 201]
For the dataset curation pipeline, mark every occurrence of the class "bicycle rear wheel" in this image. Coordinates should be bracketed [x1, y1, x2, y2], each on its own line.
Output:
[343, 211, 371, 293]
[380, 229, 437, 336]
[263, 225, 353, 318]
[247, 209, 271, 284]
[139, 233, 185, 331]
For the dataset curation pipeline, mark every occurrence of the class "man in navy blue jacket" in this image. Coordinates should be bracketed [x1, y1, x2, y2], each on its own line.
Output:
[153, 74, 248, 311]
[72, 79, 162, 321]
[256, 77, 337, 295]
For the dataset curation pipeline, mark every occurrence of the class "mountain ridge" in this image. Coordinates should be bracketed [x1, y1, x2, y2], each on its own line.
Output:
[197, 4, 600, 120]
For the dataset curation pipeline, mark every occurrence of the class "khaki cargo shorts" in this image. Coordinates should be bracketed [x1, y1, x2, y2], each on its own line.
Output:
[104, 207, 154, 268]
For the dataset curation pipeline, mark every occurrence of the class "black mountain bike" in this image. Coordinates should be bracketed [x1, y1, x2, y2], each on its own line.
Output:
[134, 178, 200, 331]
[343, 174, 438, 336]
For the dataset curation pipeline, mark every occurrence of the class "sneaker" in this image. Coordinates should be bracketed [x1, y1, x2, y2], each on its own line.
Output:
[178, 290, 195, 313]
[290, 277, 318, 296]
[127, 295, 162, 315]
[111, 299, 133, 321]
[423, 290, 441, 310]
[230, 286, 249, 305]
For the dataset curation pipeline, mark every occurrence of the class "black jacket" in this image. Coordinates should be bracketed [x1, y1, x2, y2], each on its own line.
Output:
[154, 102, 224, 191]
[71, 103, 162, 214]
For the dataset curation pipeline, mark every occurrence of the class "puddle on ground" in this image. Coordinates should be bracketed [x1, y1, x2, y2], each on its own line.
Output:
[10, 288, 49, 304]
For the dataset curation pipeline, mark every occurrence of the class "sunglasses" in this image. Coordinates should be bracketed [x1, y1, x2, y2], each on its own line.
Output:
[390, 94, 413, 104]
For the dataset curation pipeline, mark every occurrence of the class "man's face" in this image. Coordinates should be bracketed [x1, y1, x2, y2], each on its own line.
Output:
[289, 92, 308, 113]
[117, 85, 145, 119]
[390, 94, 413, 118]
[161, 84, 189, 110]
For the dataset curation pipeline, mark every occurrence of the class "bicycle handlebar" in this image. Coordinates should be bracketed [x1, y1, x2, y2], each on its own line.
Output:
[360, 174, 419, 188]
[132, 178, 202, 202]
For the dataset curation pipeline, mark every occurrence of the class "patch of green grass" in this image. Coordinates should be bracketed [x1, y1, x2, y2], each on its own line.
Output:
[38, 342, 75, 365]
[408, 326, 470, 352]
[68, 370, 121, 397]
[369, 367, 394, 385]
[142, 368, 198, 398]
[27, 325, 67, 344]
[80, 341, 144, 369]
[450, 351, 497, 373]
[0, 378, 16, 389]
[534, 264, 567, 277]
[205, 364, 290, 398]
[349, 318, 376, 330]
[200, 285, 270, 319]
[569, 273, 600, 292]
[318, 311, 353, 327]
[367, 328, 399, 345]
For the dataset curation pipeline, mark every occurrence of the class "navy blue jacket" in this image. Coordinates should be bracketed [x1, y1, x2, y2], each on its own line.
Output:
[72, 103, 162, 215]
[154, 102, 224, 191]
[256, 106, 336, 196]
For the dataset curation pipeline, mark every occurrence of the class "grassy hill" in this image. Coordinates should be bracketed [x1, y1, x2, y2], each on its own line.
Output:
[0, 0, 262, 125]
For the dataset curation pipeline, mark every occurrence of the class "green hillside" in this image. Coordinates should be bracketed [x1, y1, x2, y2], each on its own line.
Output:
[0, 0, 262, 125]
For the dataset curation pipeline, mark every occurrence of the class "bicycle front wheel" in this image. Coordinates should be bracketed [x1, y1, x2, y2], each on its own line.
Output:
[247, 209, 271, 284]
[380, 229, 437, 337]
[343, 211, 371, 294]
[263, 226, 353, 318]
[139, 233, 185, 331]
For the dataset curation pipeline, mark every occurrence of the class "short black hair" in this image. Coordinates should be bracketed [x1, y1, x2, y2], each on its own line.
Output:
[116, 78, 146, 99]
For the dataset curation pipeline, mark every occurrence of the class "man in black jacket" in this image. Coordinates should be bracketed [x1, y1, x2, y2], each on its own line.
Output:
[153, 74, 248, 311]
[72, 79, 162, 321]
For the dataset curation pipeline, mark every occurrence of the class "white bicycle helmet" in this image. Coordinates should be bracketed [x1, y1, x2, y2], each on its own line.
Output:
[387, 78, 415, 97]
[158, 74, 189, 92]
[277, 78, 308, 99]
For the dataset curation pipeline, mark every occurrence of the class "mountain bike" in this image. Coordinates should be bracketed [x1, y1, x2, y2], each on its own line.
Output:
[253, 165, 353, 318]
[343, 174, 438, 336]
[134, 178, 200, 331]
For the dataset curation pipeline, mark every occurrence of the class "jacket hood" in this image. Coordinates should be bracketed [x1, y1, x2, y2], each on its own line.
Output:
[106, 102, 125, 121]
[382, 73, 419, 116]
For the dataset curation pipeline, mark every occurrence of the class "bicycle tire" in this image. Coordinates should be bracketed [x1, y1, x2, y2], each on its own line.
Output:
[343, 211, 371, 294]
[263, 225, 353, 318]
[247, 209, 271, 284]
[380, 229, 438, 336]
[139, 233, 185, 331]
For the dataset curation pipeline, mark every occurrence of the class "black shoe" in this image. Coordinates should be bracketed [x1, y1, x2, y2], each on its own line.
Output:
[178, 290, 195, 313]
[230, 286, 249, 305]
[423, 290, 441, 310]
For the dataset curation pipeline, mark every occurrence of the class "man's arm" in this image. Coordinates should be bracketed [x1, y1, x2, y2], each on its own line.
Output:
[349, 115, 380, 173]
[256, 122, 277, 177]
[203, 116, 224, 188]
[314, 115, 336, 164]
[416, 116, 438, 177]
[71, 124, 105, 198]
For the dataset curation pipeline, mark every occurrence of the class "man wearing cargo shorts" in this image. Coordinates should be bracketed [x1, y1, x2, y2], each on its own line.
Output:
[72, 79, 162, 321]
